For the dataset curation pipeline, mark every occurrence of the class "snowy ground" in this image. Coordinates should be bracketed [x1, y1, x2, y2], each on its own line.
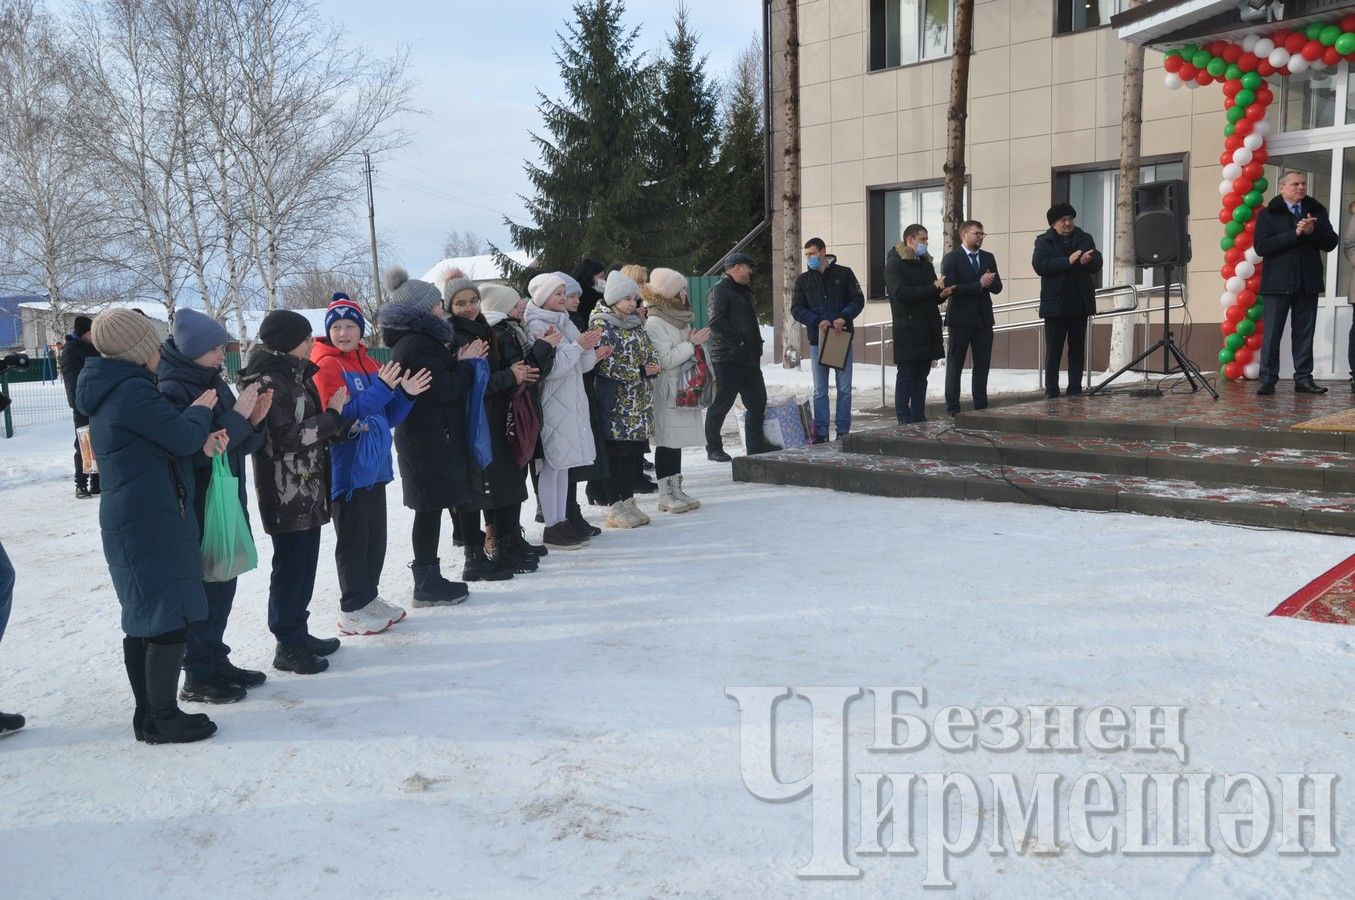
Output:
[2, 368, 1354, 896]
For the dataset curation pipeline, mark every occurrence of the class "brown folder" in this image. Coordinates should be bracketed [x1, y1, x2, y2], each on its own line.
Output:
[818, 327, 852, 370]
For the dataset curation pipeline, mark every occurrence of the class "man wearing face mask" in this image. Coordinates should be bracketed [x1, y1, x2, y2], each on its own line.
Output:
[791, 238, 865, 442]
[1032, 203, 1100, 398]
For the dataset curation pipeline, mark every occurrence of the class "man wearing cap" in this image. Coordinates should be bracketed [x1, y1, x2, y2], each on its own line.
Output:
[60, 314, 102, 498]
[1033, 204, 1101, 398]
[705, 252, 778, 461]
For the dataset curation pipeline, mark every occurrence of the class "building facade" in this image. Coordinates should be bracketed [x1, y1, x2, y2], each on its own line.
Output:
[769, 0, 1355, 379]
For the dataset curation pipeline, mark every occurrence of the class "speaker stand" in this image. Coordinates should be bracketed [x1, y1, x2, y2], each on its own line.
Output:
[1090, 264, 1218, 400]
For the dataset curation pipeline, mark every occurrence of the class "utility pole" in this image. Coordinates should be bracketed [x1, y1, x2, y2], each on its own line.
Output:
[364, 150, 382, 313]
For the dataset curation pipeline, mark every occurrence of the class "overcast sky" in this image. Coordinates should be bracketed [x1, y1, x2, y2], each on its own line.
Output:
[322, 0, 764, 273]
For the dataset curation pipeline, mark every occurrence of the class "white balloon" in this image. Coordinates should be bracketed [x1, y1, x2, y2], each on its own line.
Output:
[1242, 34, 1259, 52]
[1223, 163, 1244, 180]
[1236, 260, 1256, 278]
[1243, 133, 1264, 150]
[1288, 55, 1309, 74]
[1244, 362, 1261, 380]
[1253, 119, 1271, 137]
[1221, 292, 1238, 309]
[1254, 38, 1275, 57]
[1312, 58, 1328, 72]
[1233, 147, 1254, 165]
[1226, 275, 1247, 293]
[1245, 246, 1261, 262]
[1269, 47, 1291, 67]
[1185, 77, 1201, 89]
[1220, 179, 1234, 195]
[1164, 72, 1183, 90]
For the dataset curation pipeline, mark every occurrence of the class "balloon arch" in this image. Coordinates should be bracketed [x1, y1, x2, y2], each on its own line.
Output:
[1161, 16, 1355, 381]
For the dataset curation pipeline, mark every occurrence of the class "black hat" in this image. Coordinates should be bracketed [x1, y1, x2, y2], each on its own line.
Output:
[73, 315, 93, 336]
[258, 309, 314, 353]
[1047, 203, 1077, 226]
[723, 251, 756, 270]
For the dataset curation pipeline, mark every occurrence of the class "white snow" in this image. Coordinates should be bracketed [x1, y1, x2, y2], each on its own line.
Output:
[2, 397, 1354, 895]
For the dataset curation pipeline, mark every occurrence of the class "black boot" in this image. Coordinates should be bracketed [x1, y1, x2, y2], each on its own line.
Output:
[566, 506, 601, 538]
[409, 559, 470, 606]
[492, 539, 538, 574]
[633, 473, 658, 494]
[305, 634, 341, 657]
[462, 546, 512, 582]
[144, 642, 217, 744]
[513, 527, 547, 557]
[273, 643, 329, 675]
[123, 636, 149, 741]
[217, 657, 267, 688]
[75, 473, 91, 500]
[179, 671, 246, 704]
[89, 473, 100, 495]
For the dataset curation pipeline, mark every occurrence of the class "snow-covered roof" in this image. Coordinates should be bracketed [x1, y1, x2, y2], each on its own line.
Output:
[17, 299, 170, 321]
[236, 308, 328, 342]
[421, 252, 532, 289]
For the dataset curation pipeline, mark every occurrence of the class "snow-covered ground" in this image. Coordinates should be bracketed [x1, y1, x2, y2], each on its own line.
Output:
[2, 375, 1353, 896]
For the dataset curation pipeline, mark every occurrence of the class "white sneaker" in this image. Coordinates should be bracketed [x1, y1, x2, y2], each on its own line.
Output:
[338, 602, 394, 636]
[606, 501, 637, 528]
[623, 496, 651, 525]
[675, 474, 700, 510]
[370, 596, 407, 625]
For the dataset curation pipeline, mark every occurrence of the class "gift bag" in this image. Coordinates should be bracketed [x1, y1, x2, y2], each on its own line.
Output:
[675, 345, 712, 408]
[76, 425, 98, 474]
[739, 395, 808, 451]
[200, 453, 258, 583]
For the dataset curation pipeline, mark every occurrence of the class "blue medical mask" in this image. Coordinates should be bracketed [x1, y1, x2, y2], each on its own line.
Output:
[915, 242, 929, 257]
[806, 255, 822, 270]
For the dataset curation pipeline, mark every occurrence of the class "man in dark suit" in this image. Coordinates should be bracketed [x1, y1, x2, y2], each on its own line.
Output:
[1254, 170, 1339, 395]
[940, 220, 1003, 416]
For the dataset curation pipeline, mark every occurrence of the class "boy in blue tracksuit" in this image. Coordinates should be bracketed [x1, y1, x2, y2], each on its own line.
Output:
[310, 294, 430, 635]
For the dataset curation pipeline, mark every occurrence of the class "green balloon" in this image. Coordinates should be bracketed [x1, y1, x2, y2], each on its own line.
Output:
[1241, 71, 1263, 90]
[1226, 105, 1247, 123]
[1233, 204, 1253, 223]
[1306, 22, 1325, 40]
[1207, 58, 1227, 77]
[1225, 63, 1243, 81]
[1219, 347, 1236, 364]
[1180, 45, 1198, 59]
[1220, 236, 1236, 250]
[1165, 48, 1182, 59]
[1337, 33, 1355, 55]
[1193, 50, 1211, 68]
[1236, 317, 1256, 337]
[1252, 176, 1268, 193]
[1235, 89, 1256, 107]
[1321, 25, 1342, 47]
[1226, 333, 1245, 351]
[1244, 190, 1264, 207]
[1225, 221, 1245, 237]
[1224, 123, 1236, 137]
[1246, 304, 1264, 321]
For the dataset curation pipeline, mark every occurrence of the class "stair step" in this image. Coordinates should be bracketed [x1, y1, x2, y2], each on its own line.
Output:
[733, 444, 1355, 536]
[843, 423, 1355, 493]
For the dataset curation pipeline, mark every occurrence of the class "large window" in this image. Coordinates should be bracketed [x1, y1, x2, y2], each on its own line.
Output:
[1056, 0, 1125, 35]
[869, 0, 951, 71]
[868, 181, 968, 298]
[1054, 159, 1186, 288]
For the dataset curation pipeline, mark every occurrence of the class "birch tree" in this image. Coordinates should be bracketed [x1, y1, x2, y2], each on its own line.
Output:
[1110, 1, 1146, 372]
[780, 0, 801, 368]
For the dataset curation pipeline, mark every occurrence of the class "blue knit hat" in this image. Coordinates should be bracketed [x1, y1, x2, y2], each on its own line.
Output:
[325, 292, 365, 336]
[171, 307, 232, 360]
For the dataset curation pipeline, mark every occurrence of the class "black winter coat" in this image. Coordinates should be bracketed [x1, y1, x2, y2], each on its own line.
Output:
[453, 314, 527, 510]
[706, 275, 762, 365]
[60, 334, 100, 413]
[492, 315, 556, 463]
[157, 338, 267, 533]
[1255, 194, 1338, 296]
[790, 257, 865, 346]
[884, 244, 945, 364]
[238, 350, 345, 536]
[1032, 227, 1101, 318]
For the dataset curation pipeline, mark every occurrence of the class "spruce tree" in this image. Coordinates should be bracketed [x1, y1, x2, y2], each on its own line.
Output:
[713, 38, 772, 321]
[650, 3, 719, 275]
[498, 0, 655, 276]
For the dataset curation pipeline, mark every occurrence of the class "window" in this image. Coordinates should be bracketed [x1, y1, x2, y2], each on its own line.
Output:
[868, 181, 968, 298]
[1056, 0, 1124, 35]
[1054, 159, 1186, 288]
[1270, 70, 1338, 132]
[869, 0, 951, 71]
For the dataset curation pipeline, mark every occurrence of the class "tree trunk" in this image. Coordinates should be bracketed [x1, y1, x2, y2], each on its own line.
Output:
[1111, 7, 1146, 373]
[943, 0, 974, 255]
[780, 0, 801, 368]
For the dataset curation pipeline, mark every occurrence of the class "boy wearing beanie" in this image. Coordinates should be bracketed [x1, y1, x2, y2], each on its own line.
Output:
[239, 310, 349, 674]
[158, 307, 271, 704]
[60, 313, 101, 498]
[76, 308, 226, 744]
[312, 290, 432, 636]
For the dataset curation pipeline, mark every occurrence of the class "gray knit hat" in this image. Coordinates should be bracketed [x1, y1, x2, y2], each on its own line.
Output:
[91, 308, 160, 366]
[602, 270, 641, 307]
[441, 277, 480, 310]
[383, 266, 442, 313]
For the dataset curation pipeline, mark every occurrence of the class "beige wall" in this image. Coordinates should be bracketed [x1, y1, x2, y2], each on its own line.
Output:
[777, 0, 1228, 354]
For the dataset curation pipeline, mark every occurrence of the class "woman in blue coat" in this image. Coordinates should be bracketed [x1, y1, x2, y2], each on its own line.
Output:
[76, 309, 226, 744]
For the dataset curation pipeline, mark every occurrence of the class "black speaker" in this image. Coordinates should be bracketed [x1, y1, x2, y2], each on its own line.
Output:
[1133, 179, 1190, 267]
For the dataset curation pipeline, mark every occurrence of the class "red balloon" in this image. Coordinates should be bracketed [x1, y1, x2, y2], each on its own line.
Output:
[1232, 177, 1253, 194]
[1165, 54, 1184, 73]
[1225, 305, 1246, 323]
[1341, 15, 1355, 31]
[1245, 334, 1263, 351]
[1224, 135, 1243, 151]
[1234, 346, 1254, 366]
[1303, 41, 1324, 61]
[1237, 289, 1256, 308]
[1225, 247, 1245, 265]
[1243, 161, 1264, 180]
[1223, 78, 1242, 97]
[1179, 63, 1198, 80]
[1224, 361, 1243, 380]
[1218, 208, 1234, 224]
[1208, 41, 1226, 55]
[1285, 33, 1307, 53]
[1273, 29, 1292, 44]
[1223, 44, 1242, 63]
[1224, 96, 1237, 111]
[1325, 47, 1342, 66]
[1238, 52, 1259, 72]
[1245, 274, 1261, 291]
[1256, 87, 1274, 105]
[1221, 320, 1238, 336]
[1221, 150, 1235, 166]
[1222, 265, 1236, 279]
[1235, 232, 1253, 251]
[1197, 69, 1214, 85]
[1223, 191, 1243, 209]
[1253, 319, 1264, 336]
[1246, 103, 1266, 120]
[1235, 118, 1255, 137]
[1258, 60, 1276, 77]
[1252, 148, 1268, 165]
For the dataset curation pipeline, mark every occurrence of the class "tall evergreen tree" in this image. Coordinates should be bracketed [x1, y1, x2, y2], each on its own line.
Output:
[498, 0, 655, 276]
[713, 37, 772, 321]
[650, 3, 719, 274]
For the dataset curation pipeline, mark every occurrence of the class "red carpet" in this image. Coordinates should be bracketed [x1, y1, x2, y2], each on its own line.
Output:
[1270, 555, 1355, 625]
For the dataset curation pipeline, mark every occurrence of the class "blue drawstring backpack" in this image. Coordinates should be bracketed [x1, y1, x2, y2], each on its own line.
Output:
[465, 357, 492, 468]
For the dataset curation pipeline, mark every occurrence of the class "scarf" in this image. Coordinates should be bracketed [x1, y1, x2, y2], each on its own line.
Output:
[483, 309, 509, 327]
[595, 310, 644, 331]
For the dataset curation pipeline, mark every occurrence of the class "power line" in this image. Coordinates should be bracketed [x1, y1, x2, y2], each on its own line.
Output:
[386, 160, 524, 206]
[379, 173, 515, 218]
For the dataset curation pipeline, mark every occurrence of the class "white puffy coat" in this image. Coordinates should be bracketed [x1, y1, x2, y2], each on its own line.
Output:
[644, 314, 707, 449]
[524, 304, 597, 470]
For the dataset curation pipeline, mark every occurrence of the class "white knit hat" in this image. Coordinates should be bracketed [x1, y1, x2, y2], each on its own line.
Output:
[602, 270, 640, 307]
[479, 283, 521, 318]
[648, 267, 687, 302]
[528, 272, 567, 308]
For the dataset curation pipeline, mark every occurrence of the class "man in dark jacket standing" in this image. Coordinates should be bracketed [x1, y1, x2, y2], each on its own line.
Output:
[792, 238, 864, 441]
[1254, 171, 1339, 395]
[1032, 204, 1100, 398]
[940, 220, 1003, 416]
[60, 315, 101, 498]
[705, 252, 777, 461]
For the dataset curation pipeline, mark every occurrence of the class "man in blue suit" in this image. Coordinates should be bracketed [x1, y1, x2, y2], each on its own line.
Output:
[940, 220, 1003, 416]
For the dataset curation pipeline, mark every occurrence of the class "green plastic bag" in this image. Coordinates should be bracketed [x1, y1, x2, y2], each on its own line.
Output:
[200, 452, 257, 582]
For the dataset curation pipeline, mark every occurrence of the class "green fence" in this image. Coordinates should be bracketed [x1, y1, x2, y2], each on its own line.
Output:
[686, 275, 720, 330]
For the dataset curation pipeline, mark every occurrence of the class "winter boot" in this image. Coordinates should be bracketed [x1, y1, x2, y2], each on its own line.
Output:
[305, 635, 341, 657]
[674, 474, 700, 510]
[273, 643, 329, 675]
[656, 476, 693, 513]
[622, 496, 651, 526]
[512, 527, 547, 557]
[89, 473, 100, 495]
[586, 481, 607, 507]
[606, 501, 637, 528]
[123, 636, 150, 741]
[75, 471, 92, 499]
[179, 671, 246, 704]
[144, 642, 217, 744]
[492, 538, 538, 573]
[462, 545, 513, 582]
[542, 522, 588, 550]
[0, 711, 24, 737]
[409, 559, 470, 607]
[633, 473, 658, 494]
[566, 506, 601, 538]
[217, 657, 267, 689]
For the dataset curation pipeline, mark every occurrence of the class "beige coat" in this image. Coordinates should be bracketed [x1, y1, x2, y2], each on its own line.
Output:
[644, 314, 706, 449]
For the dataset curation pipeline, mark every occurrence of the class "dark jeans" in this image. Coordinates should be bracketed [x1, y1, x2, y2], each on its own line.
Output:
[1044, 315, 1088, 394]
[268, 527, 320, 648]
[945, 321, 993, 415]
[604, 446, 643, 504]
[706, 362, 768, 452]
[184, 578, 236, 681]
[332, 484, 387, 612]
[654, 446, 682, 479]
[72, 412, 89, 488]
[0, 538, 13, 648]
[1261, 292, 1317, 384]
[894, 360, 931, 423]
